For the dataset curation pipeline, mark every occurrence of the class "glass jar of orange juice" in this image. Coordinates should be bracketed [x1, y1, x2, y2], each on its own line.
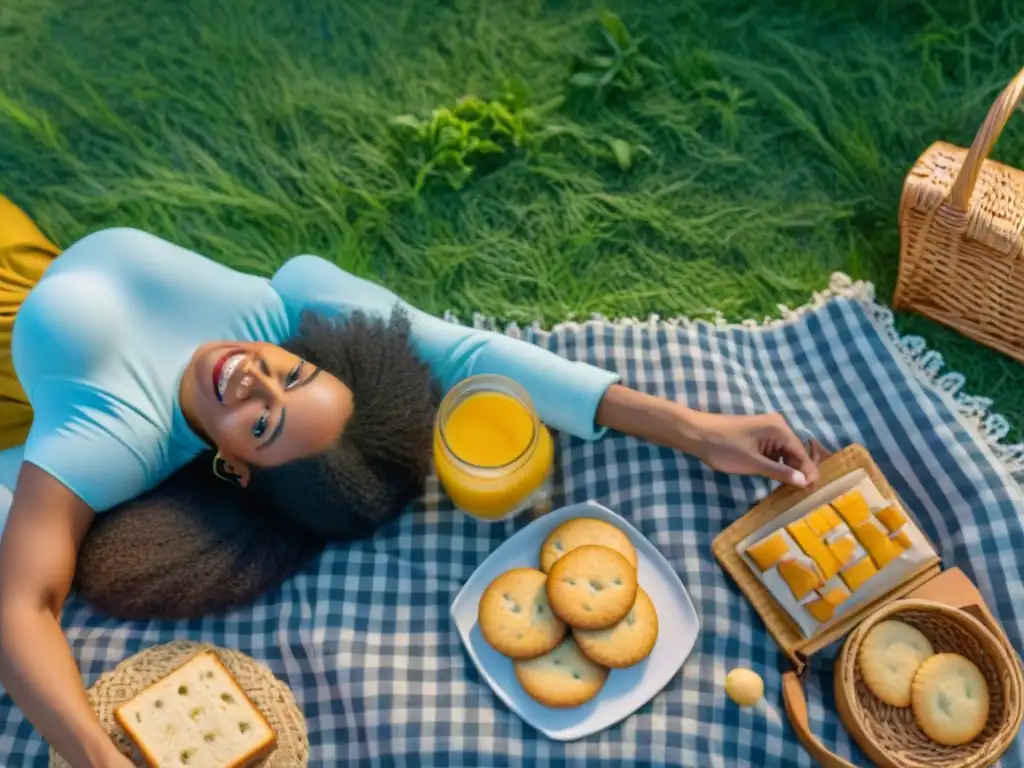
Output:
[433, 375, 555, 521]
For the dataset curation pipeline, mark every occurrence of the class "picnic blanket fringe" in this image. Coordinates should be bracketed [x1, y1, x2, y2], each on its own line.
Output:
[443, 273, 1024, 476]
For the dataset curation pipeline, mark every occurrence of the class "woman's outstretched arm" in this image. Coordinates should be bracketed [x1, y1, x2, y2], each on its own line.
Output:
[0, 463, 132, 768]
[596, 383, 818, 486]
[272, 255, 817, 485]
[272, 255, 619, 440]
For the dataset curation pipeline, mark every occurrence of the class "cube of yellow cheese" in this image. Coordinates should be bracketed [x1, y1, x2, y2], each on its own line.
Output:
[745, 531, 790, 572]
[840, 555, 878, 592]
[805, 506, 841, 536]
[853, 520, 904, 569]
[876, 505, 908, 533]
[786, 519, 842, 581]
[827, 534, 858, 567]
[823, 536, 856, 573]
[821, 585, 850, 606]
[830, 490, 871, 527]
[891, 529, 912, 550]
[777, 559, 824, 601]
[803, 598, 834, 623]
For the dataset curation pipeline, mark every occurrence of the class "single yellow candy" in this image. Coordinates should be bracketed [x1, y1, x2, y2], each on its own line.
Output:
[725, 668, 764, 707]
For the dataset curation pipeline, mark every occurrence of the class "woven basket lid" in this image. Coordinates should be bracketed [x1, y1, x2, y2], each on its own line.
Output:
[49, 640, 309, 768]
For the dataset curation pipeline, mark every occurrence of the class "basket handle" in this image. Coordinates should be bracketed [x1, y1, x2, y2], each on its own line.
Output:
[949, 65, 1024, 211]
[782, 670, 860, 768]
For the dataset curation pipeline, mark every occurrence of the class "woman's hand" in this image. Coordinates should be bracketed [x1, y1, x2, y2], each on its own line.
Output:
[674, 410, 819, 487]
[596, 385, 820, 487]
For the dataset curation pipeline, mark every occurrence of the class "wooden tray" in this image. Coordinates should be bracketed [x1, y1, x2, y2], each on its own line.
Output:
[712, 444, 940, 671]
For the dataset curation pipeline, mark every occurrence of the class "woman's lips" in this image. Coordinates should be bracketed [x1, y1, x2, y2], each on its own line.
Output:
[212, 350, 245, 403]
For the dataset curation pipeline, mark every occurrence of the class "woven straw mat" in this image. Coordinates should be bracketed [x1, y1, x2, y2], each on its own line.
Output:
[49, 640, 308, 767]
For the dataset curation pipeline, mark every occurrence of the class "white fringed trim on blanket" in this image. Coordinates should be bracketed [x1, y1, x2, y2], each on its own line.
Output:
[443, 272, 1024, 475]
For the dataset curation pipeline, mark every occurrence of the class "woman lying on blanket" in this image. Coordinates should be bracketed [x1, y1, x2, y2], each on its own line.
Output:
[0, 196, 818, 768]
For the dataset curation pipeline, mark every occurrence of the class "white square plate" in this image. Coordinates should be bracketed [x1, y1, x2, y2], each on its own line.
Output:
[450, 500, 700, 741]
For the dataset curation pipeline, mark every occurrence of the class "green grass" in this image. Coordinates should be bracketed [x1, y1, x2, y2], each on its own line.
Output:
[1, 0, 1022, 439]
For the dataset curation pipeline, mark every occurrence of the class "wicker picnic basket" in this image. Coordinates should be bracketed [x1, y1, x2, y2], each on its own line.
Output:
[713, 445, 1024, 768]
[894, 65, 1024, 363]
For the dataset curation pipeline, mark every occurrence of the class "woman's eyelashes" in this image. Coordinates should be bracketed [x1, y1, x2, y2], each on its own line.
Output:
[286, 360, 304, 388]
[251, 360, 302, 439]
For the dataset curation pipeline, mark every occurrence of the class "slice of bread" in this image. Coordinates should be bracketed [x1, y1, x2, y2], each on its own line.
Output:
[114, 650, 277, 768]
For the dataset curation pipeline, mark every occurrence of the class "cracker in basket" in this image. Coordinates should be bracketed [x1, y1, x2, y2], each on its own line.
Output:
[912, 653, 991, 746]
[737, 470, 939, 638]
[859, 619, 934, 707]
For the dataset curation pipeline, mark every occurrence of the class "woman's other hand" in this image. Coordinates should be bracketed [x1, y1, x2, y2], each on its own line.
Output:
[676, 410, 820, 487]
[596, 385, 821, 487]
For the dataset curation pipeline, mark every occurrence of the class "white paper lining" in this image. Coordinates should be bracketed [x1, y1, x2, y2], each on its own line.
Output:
[736, 469, 939, 638]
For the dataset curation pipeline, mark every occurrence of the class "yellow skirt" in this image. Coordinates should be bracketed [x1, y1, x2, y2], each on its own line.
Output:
[0, 196, 60, 451]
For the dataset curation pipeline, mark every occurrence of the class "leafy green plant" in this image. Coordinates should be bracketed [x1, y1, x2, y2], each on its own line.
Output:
[606, 137, 652, 171]
[390, 82, 552, 194]
[694, 80, 755, 145]
[569, 11, 657, 96]
[527, 120, 650, 172]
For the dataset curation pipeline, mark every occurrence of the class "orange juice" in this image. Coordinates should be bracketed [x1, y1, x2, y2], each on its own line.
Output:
[434, 375, 554, 520]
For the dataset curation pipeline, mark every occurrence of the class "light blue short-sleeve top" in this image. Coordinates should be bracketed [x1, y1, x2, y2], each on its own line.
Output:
[12, 229, 619, 512]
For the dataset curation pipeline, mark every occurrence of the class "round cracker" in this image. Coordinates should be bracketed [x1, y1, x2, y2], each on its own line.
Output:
[539, 518, 637, 574]
[478, 568, 566, 659]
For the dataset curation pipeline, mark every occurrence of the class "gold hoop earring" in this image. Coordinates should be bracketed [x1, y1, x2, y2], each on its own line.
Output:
[212, 452, 242, 486]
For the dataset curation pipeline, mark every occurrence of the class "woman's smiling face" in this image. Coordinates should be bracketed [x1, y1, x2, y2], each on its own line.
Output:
[183, 340, 354, 474]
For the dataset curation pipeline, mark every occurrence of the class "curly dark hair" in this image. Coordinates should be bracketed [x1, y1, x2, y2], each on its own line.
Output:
[249, 309, 439, 540]
[73, 308, 440, 620]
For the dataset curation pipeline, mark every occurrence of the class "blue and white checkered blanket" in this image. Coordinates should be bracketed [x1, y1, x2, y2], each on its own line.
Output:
[2, 275, 1023, 766]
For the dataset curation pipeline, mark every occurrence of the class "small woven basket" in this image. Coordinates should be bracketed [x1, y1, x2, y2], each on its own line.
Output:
[834, 599, 1024, 768]
[49, 640, 309, 768]
[895, 65, 1024, 363]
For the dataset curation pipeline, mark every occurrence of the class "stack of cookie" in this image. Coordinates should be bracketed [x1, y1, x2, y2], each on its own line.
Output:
[478, 518, 659, 708]
[858, 619, 991, 746]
